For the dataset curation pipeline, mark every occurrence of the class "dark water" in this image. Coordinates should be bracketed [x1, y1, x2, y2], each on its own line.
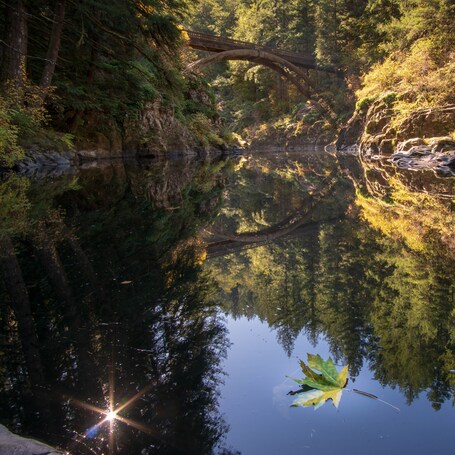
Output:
[0, 150, 454, 454]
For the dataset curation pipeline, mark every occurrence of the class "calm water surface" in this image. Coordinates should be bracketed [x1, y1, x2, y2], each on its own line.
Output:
[0, 149, 454, 454]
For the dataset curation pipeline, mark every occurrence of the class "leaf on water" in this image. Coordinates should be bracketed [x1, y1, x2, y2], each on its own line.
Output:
[291, 354, 399, 412]
[290, 354, 349, 410]
[291, 389, 324, 407]
[307, 354, 348, 388]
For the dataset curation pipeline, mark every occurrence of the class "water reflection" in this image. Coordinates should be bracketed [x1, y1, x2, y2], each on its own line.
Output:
[0, 159, 232, 454]
[0, 151, 454, 453]
[206, 152, 455, 406]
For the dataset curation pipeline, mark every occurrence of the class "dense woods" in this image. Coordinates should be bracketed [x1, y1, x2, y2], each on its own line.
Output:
[187, 0, 454, 141]
[0, 0, 224, 165]
[1, 0, 454, 164]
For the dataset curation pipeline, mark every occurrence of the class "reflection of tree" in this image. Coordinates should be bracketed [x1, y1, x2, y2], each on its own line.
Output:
[313, 220, 375, 377]
[354, 160, 455, 406]
[0, 235, 44, 388]
[0, 159, 231, 454]
[207, 152, 361, 357]
[207, 152, 455, 406]
[326, 168, 454, 401]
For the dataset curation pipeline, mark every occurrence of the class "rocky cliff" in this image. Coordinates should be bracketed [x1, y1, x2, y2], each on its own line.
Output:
[14, 85, 227, 172]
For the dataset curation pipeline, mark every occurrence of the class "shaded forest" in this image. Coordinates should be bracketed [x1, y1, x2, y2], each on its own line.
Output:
[1, 1, 454, 163]
[187, 0, 454, 143]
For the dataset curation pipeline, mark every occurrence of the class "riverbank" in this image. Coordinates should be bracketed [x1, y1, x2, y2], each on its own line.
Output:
[336, 96, 455, 177]
[2, 88, 240, 175]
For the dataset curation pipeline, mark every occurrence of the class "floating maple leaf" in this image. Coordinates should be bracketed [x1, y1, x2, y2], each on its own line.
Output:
[290, 354, 349, 410]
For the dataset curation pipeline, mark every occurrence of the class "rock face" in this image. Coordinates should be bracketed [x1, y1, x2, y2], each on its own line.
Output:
[72, 99, 197, 160]
[337, 96, 455, 176]
[125, 98, 196, 157]
[247, 105, 335, 151]
[16, 149, 77, 169]
[13, 89, 224, 172]
[0, 424, 62, 455]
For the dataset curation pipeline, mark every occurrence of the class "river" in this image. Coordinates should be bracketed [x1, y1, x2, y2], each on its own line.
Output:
[0, 148, 454, 454]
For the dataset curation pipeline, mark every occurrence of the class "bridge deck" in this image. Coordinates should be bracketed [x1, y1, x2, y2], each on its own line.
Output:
[186, 30, 317, 70]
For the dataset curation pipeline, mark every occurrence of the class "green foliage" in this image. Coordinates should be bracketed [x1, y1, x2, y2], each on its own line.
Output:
[186, 0, 404, 134]
[0, 174, 31, 238]
[187, 0, 453, 135]
[0, 97, 23, 166]
[0, 75, 74, 160]
[291, 354, 349, 409]
[187, 113, 224, 147]
[382, 91, 397, 106]
[355, 96, 376, 113]
[358, 0, 455, 108]
[187, 0, 237, 36]
[53, 0, 190, 122]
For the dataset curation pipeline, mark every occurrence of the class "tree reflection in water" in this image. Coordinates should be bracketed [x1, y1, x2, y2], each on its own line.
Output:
[0, 159, 232, 454]
[0, 152, 454, 453]
[206, 152, 455, 407]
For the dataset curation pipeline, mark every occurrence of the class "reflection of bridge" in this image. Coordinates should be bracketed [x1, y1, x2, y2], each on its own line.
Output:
[203, 175, 339, 259]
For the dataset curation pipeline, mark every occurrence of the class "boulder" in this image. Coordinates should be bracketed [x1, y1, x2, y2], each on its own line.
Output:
[396, 137, 426, 152]
[0, 424, 62, 455]
[124, 99, 195, 156]
[396, 105, 455, 140]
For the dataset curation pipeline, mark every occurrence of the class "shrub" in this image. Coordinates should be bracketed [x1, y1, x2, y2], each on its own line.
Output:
[0, 96, 24, 166]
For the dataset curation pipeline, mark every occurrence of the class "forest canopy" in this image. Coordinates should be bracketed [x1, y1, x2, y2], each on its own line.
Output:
[1, 0, 454, 163]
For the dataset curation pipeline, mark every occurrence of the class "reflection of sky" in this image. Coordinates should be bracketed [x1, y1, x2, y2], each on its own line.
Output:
[220, 316, 455, 455]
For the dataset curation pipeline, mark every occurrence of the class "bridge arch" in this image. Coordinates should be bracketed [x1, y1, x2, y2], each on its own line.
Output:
[186, 48, 335, 117]
[187, 49, 314, 97]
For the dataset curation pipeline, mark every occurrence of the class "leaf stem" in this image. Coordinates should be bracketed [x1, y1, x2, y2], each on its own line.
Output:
[347, 388, 400, 412]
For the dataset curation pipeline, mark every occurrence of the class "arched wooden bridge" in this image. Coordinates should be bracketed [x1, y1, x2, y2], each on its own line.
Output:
[186, 30, 320, 71]
[185, 30, 338, 115]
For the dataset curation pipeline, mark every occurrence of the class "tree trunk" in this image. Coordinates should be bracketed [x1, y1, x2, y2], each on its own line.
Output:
[1, 0, 28, 86]
[40, 0, 66, 93]
[34, 235, 99, 389]
[67, 236, 110, 315]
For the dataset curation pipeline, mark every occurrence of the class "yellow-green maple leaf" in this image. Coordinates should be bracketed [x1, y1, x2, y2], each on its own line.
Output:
[291, 354, 349, 410]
